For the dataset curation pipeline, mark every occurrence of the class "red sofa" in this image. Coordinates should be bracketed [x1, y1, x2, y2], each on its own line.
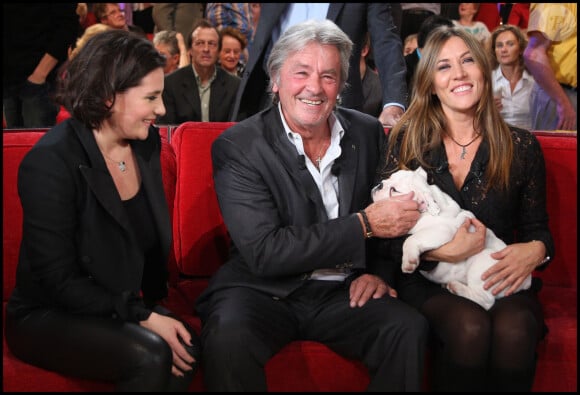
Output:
[3, 124, 577, 392]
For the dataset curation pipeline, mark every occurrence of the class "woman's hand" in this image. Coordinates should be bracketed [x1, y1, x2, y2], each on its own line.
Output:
[140, 312, 196, 377]
[482, 240, 546, 296]
[422, 217, 487, 263]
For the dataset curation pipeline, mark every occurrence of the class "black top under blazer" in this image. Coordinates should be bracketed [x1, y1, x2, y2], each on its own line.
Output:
[158, 65, 241, 124]
[7, 118, 171, 322]
[195, 106, 388, 315]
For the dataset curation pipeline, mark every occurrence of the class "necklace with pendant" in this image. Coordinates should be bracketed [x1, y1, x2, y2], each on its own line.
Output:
[448, 133, 481, 160]
[314, 141, 330, 170]
[102, 153, 127, 172]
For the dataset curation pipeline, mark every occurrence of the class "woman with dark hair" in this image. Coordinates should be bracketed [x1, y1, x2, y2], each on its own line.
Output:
[377, 26, 553, 391]
[4, 29, 200, 391]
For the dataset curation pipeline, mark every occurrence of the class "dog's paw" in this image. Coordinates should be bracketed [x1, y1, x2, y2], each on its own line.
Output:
[401, 257, 419, 273]
[446, 281, 463, 295]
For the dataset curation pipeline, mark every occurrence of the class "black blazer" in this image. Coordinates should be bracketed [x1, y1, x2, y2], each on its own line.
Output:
[158, 65, 241, 124]
[231, 3, 407, 121]
[196, 106, 388, 315]
[8, 118, 172, 322]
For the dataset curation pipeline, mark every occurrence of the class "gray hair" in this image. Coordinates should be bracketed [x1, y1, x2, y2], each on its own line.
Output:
[153, 30, 179, 56]
[266, 19, 353, 104]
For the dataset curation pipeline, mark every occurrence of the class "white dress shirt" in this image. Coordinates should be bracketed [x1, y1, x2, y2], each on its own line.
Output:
[492, 67, 535, 130]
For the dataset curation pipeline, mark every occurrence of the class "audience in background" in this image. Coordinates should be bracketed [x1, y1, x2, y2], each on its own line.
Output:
[405, 14, 454, 100]
[524, 3, 576, 131]
[489, 24, 534, 130]
[153, 30, 190, 74]
[218, 26, 247, 77]
[473, 2, 501, 32]
[205, 3, 256, 63]
[403, 33, 418, 56]
[230, 4, 407, 128]
[158, 19, 240, 124]
[453, 3, 491, 44]
[360, 32, 383, 118]
[152, 3, 205, 44]
[130, 3, 155, 34]
[399, 4, 441, 42]
[93, 3, 146, 37]
[3, 4, 79, 128]
[504, 3, 530, 32]
[69, 23, 111, 60]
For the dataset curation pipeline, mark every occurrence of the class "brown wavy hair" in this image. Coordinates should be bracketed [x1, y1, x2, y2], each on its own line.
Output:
[386, 26, 513, 191]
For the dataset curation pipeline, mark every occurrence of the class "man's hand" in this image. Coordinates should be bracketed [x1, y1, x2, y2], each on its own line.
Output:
[365, 192, 420, 238]
[378, 105, 404, 129]
[349, 274, 397, 307]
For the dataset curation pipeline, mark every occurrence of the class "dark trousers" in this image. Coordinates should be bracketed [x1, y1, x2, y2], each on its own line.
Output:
[3, 80, 59, 128]
[5, 305, 199, 391]
[200, 280, 429, 391]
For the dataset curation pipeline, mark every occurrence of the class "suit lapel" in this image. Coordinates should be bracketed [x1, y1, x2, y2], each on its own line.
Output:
[73, 120, 133, 234]
[333, 112, 359, 216]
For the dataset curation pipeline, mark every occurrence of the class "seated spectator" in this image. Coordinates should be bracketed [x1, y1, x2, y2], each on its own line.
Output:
[205, 3, 255, 63]
[153, 30, 190, 75]
[218, 26, 247, 77]
[93, 3, 146, 37]
[360, 32, 382, 118]
[69, 23, 111, 60]
[453, 3, 491, 44]
[489, 24, 535, 130]
[157, 19, 240, 124]
[405, 15, 454, 101]
[403, 33, 418, 56]
[58, 22, 112, 124]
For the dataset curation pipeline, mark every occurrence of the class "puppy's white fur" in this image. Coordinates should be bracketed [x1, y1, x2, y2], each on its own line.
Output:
[372, 167, 531, 310]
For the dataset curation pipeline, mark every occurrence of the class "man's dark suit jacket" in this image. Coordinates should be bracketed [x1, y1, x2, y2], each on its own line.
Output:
[158, 65, 241, 124]
[196, 106, 388, 317]
[230, 3, 407, 121]
[8, 118, 171, 322]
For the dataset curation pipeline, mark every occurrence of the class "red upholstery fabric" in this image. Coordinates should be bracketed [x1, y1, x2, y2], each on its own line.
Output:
[170, 122, 234, 278]
[530, 131, 577, 392]
[3, 126, 577, 392]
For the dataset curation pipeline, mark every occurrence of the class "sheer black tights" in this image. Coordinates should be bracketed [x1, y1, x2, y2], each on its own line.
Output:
[421, 290, 544, 392]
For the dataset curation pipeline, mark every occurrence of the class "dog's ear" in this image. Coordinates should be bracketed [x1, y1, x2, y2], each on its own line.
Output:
[415, 167, 428, 181]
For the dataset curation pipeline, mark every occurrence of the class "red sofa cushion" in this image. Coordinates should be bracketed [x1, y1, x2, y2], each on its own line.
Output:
[2, 130, 46, 301]
[170, 122, 234, 277]
[533, 132, 577, 288]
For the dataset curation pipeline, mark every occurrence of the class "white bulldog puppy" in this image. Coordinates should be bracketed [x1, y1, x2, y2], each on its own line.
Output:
[372, 167, 531, 310]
